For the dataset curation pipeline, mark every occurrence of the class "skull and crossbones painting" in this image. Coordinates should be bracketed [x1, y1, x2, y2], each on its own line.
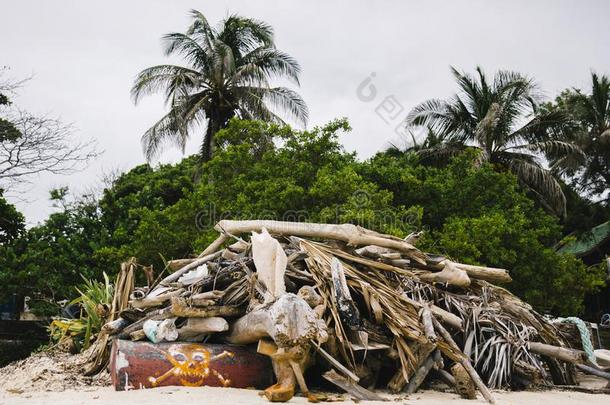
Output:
[148, 344, 234, 387]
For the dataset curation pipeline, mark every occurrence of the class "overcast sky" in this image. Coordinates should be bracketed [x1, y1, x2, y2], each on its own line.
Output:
[2, 0, 609, 225]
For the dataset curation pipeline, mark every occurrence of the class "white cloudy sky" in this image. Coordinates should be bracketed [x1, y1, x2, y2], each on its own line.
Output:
[1, 0, 609, 225]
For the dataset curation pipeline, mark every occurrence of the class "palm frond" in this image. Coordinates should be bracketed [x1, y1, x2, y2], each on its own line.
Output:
[141, 107, 192, 161]
[131, 65, 201, 104]
[508, 157, 566, 216]
[238, 47, 301, 85]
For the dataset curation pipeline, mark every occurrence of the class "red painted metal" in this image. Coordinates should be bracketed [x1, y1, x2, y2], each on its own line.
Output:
[110, 339, 274, 391]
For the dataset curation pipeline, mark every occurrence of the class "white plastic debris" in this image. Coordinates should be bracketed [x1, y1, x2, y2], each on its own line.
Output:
[143, 318, 178, 343]
[178, 264, 209, 286]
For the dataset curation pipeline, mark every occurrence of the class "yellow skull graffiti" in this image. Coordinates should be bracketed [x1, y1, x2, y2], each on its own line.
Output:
[148, 344, 234, 387]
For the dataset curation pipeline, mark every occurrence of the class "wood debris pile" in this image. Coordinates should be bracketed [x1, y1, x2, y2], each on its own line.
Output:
[97, 220, 609, 402]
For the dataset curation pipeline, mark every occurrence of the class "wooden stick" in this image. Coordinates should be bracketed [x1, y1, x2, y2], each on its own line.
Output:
[405, 350, 441, 394]
[289, 360, 310, 395]
[423, 260, 511, 284]
[331, 258, 360, 330]
[322, 370, 386, 401]
[176, 317, 228, 340]
[420, 260, 471, 288]
[157, 251, 222, 287]
[421, 306, 437, 342]
[170, 297, 243, 318]
[434, 368, 456, 387]
[313, 343, 360, 382]
[198, 233, 229, 258]
[576, 364, 610, 381]
[129, 329, 146, 341]
[453, 263, 511, 284]
[131, 288, 184, 309]
[529, 342, 586, 364]
[101, 318, 129, 335]
[432, 316, 495, 404]
[167, 258, 197, 272]
[214, 220, 426, 264]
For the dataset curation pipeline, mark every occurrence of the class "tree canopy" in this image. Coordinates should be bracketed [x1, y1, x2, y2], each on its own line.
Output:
[1, 118, 603, 316]
[542, 72, 610, 205]
[406, 67, 582, 216]
[132, 10, 308, 161]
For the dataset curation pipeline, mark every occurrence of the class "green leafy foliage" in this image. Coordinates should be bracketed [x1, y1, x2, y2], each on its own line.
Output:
[49, 273, 113, 351]
[0, 91, 21, 142]
[540, 73, 610, 206]
[360, 150, 604, 315]
[0, 189, 24, 244]
[0, 119, 603, 317]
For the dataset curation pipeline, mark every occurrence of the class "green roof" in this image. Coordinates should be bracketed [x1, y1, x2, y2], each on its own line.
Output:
[558, 220, 610, 257]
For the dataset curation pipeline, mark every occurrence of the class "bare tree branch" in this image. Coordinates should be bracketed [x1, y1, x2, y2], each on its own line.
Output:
[0, 110, 101, 191]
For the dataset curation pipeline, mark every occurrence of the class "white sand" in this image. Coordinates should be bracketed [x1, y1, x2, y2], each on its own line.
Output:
[1, 386, 609, 405]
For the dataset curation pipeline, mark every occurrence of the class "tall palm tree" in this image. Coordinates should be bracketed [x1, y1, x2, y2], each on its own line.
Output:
[132, 10, 308, 161]
[406, 66, 582, 216]
[546, 73, 610, 203]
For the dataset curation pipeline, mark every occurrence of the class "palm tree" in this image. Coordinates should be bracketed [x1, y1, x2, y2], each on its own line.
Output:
[132, 10, 308, 161]
[406, 66, 582, 216]
[546, 73, 610, 203]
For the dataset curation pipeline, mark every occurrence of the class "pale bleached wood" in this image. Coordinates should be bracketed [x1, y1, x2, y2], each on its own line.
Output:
[167, 258, 197, 272]
[529, 342, 586, 364]
[157, 250, 222, 287]
[170, 296, 243, 318]
[313, 343, 360, 382]
[405, 350, 442, 394]
[198, 233, 229, 258]
[252, 228, 287, 302]
[225, 293, 327, 347]
[322, 370, 385, 401]
[432, 316, 495, 404]
[177, 317, 228, 339]
[453, 263, 512, 284]
[425, 260, 511, 284]
[420, 260, 471, 288]
[421, 306, 437, 342]
[131, 288, 184, 309]
[214, 220, 426, 264]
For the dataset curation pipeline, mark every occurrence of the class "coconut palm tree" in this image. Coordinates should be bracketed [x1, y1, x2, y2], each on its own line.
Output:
[406, 66, 582, 216]
[546, 73, 610, 203]
[132, 10, 308, 161]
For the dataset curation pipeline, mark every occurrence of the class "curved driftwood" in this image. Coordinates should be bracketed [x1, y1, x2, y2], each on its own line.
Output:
[529, 342, 587, 364]
[420, 260, 471, 288]
[225, 293, 327, 347]
[214, 220, 426, 264]
[432, 316, 495, 404]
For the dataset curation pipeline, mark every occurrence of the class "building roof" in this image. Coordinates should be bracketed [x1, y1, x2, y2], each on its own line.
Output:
[558, 220, 610, 257]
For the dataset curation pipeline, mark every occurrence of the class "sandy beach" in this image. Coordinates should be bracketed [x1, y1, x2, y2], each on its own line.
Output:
[0, 386, 609, 405]
[0, 386, 608, 405]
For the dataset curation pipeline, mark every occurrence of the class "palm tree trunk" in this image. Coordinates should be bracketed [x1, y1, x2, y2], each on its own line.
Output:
[201, 109, 236, 162]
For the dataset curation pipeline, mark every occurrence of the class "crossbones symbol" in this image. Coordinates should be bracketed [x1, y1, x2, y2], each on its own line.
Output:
[148, 344, 234, 387]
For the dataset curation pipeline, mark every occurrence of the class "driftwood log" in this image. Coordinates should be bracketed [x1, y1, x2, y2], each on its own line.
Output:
[177, 317, 229, 340]
[331, 258, 360, 330]
[322, 370, 385, 401]
[225, 293, 327, 347]
[214, 220, 426, 264]
[170, 297, 243, 318]
[419, 260, 471, 288]
[529, 342, 587, 364]
[432, 316, 495, 404]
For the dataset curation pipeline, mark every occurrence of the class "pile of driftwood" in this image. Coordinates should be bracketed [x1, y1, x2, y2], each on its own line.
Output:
[97, 220, 610, 402]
